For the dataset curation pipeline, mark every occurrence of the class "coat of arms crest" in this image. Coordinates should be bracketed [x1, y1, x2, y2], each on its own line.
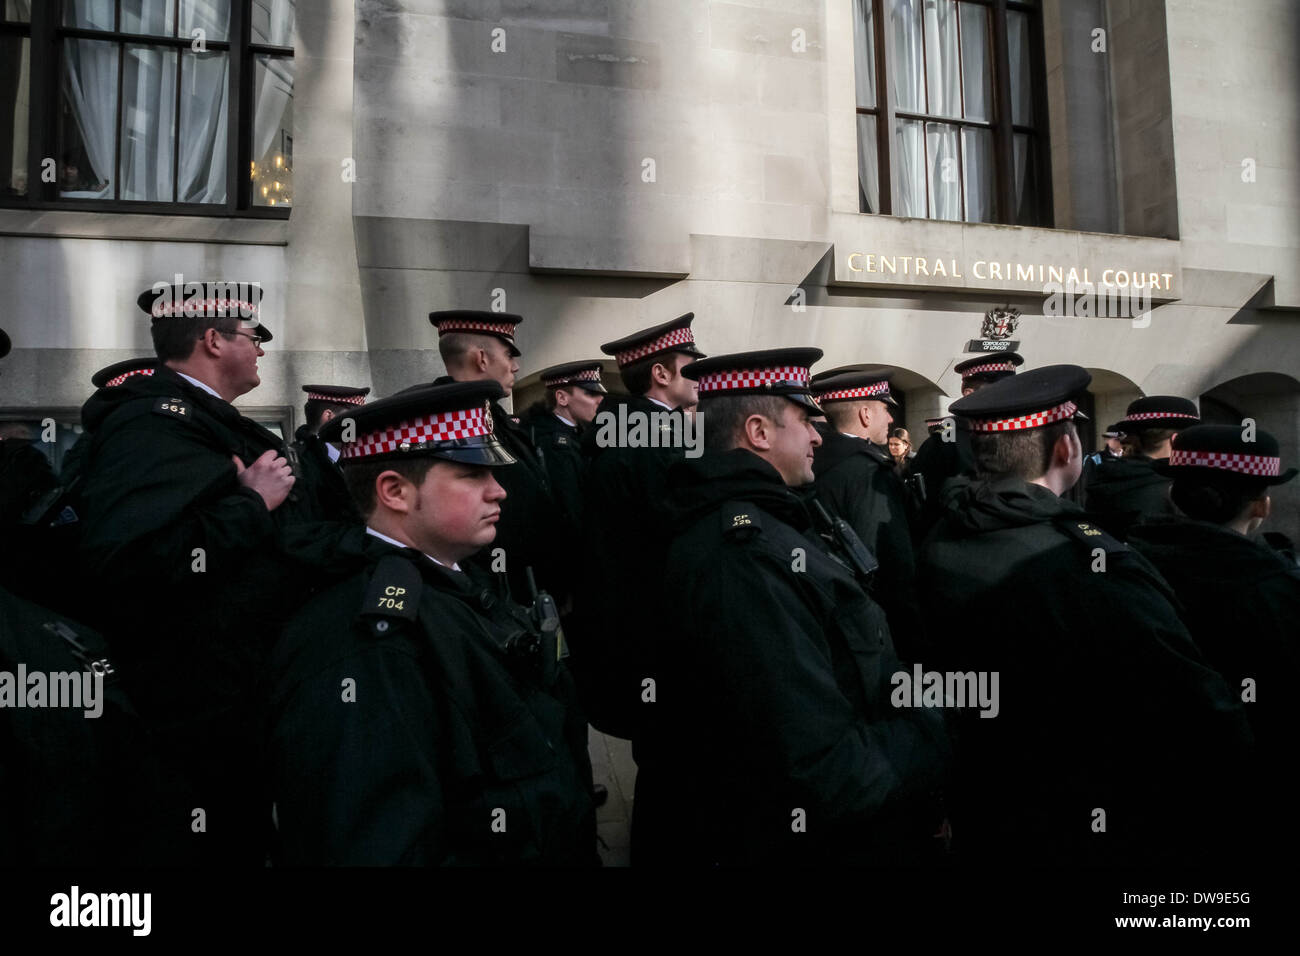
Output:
[981, 306, 1021, 340]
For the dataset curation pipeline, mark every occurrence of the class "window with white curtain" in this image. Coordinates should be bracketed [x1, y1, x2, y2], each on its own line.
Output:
[854, 0, 1046, 226]
[0, 0, 294, 214]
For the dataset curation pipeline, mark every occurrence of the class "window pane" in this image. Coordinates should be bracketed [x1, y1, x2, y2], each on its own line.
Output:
[119, 44, 177, 201]
[962, 126, 996, 222]
[889, 0, 923, 114]
[1008, 10, 1033, 126]
[65, 0, 116, 31]
[1, 34, 28, 197]
[4, 1, 32, 22]
[59, 38, 118, 198]
[252, 55, 293, 207]
[178, 51, 228, 202]
[924, 0, 959, 118]
[893, 118, 925, 217]
[959, 2, 990, 121]
[121, 0, 175, 36]
[1014, 132, 1039, 225]
[926, 122, 959, 221]
[857, 113, 880, 214]
[853, 0, 875, 109]
[251, 0, 295, 47]
[181, 0, 232, 43]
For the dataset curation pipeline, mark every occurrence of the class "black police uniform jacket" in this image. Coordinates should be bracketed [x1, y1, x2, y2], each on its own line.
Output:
[0, 438, 60, 603]
[1129, 516, 1300, 864]
[917, 476, 1253, 866]
[523, 407, 585, 530]
[0, 585, 161, 866]
[432, 377, 567, 605]
[72, 367, 353, 862]
[573, 393, 687, 741]
[649, 449, 950, 865]
[812, 427, 925, 661]
[1083, 454, 1175, 530]
[910, 426, 974, 538]
[266, 530, 597, 866]
[290, 424, 359, 523]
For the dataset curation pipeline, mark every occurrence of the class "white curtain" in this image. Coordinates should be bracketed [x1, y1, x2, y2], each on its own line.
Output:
[857, 114, 879, 213]
[1008, 10, 1031, 125]
[10, 0, 32, 20]
[963, 127, 995, 222]
[250, 0, 295, 47]
[926, 122, 959, 220]
[1013, 134, 1030, 224]
[61, 39, 117, 197]
[178, 52, 229, 202]
[890, 0, 923, 113]
[119, 45, 175, 201]
[181, 0, 233, 41]
[253, 56, 292, 168]
[852, 0, 875, 109]
[924, 0, 959, 118]
[890, 0, 925, 217]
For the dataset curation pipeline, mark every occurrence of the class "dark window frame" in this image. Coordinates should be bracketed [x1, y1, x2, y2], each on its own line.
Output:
[856, 0, 1052, 227]
[0, 0, 292, 218]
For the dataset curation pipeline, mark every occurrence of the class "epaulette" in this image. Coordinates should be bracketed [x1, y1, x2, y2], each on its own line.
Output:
[720, 501, 763, 541]
[152, 396, 192, 420]
[359, 554, 422, 636]
[1058, 516, 1128, 555]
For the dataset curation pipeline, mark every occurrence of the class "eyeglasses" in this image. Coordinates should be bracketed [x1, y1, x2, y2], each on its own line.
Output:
[222, 330, 265, 347]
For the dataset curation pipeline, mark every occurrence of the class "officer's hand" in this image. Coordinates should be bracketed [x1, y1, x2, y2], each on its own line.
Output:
[233, 449, 295, 511]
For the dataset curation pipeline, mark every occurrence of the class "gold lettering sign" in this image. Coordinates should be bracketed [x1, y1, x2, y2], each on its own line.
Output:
[844, 254, 1174, 292]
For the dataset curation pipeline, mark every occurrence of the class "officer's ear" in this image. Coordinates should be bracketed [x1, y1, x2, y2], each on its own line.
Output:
[374, 469, 416, 515]
[1249, 494, 1272, 524]
[472, 346, 491, 375]
[742, 412, 774, 450]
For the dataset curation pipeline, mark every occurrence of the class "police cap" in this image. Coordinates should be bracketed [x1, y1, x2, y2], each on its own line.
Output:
[322, 380, 516, 468]
[302, 384, 371, 406]
[92, 358, 158, 388]
[1159, 424, 1296, 485]
[954, 352, 1024, 386]
[539, 360, 608, 394]
[683, 347, 824, 413]
[950, 364, 1091, 432]
[810, 367, 900, 409]
[1112, 395, 1200, 432]
[137, 280, 273, 343]
[600, 313, 706, 368]
[429, 310, 523, 358]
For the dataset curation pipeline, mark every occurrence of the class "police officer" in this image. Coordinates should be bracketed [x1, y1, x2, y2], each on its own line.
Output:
[1127, 424, 1298, 865]
[916, 366, 1251, 866]
[573, 314, 705, 737]
[809, 368, 924, 660]
[649, 349, 949, 865]
[911, 352, 1024, 537]
[291, 384, 371, 521]
[522, 360, 607, 529]
[1084, 395, 1200, 529]
[73, 281, 341, 865]
[57, 358, 160, 487]
[266, 381, 597, 865]
[430, 310, 566, 605]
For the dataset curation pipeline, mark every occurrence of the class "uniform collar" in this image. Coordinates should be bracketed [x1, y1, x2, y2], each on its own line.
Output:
[365, 526, 462, 572]
[175, 370, 223, 400]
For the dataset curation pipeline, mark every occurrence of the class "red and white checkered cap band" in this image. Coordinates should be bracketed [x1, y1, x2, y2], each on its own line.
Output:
[152, 298, 259, 319]
[968, 400, 1078, 433]
[1123, 410, 1199, 422]
[816, 381, 891, 402]
[961, 361, 1016, 379]
[435, 318, 517, 339]
[1168, 449, 1280, 477]
[543, 368, 602, 387]
[697, 365, 810, 395]
[341, 402, 493, 460]
[105, 368, 155, 387]
[615, 327, 695, 366]
[307, 391, 367, 406]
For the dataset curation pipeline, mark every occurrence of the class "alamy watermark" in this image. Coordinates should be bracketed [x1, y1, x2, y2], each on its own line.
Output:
[890, 664, 1000, 718]
[593, 404, 703, 458]
[0, 665, 103, 718]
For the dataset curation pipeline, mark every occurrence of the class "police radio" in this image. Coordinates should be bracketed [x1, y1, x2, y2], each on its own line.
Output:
[810, 499, 880, 588]
[504, 568, 569, 685]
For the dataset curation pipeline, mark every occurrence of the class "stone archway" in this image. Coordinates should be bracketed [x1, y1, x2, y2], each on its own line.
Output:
[1083, 367, 1143, 452]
